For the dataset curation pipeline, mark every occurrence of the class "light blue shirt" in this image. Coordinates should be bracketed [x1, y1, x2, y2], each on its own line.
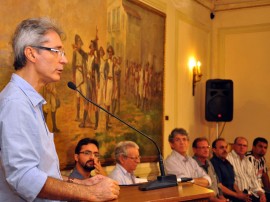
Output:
[0, 74, 62, 202]
[164, 150, 211, 185]
[109, 163, 138, 185]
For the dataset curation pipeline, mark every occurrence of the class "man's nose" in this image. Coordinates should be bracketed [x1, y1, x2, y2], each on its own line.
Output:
[60, 55, 68, 64]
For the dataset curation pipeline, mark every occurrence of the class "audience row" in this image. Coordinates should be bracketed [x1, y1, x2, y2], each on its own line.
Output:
[70, 128, 270, 202]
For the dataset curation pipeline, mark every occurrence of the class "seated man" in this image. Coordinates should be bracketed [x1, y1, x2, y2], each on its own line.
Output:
[211, 138, 251, 202]
[164, 128, 211, 187]
[246, 137, 270, 194]
[109, 141, 141, 185]
[192, 137, 227, 202]
[69, 138, 106, 179]
[227, 137, 266, 202]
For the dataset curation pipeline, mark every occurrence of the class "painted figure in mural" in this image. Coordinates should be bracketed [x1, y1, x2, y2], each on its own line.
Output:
[134, 63, 140, 107]
[124, 60, 130, 95]
[142, 62, 150, 111]
[71, 34, 88, 123]
[112, 56, 121, 115]
[98, 46, 106, 109]
[89, 32, 100, 130]
[104, 45, 114, 130]
[80, 28, 100, 130]
[42, 83, 60, 132]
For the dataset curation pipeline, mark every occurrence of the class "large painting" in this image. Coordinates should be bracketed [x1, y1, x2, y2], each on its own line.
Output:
[0, 0, 166, 170]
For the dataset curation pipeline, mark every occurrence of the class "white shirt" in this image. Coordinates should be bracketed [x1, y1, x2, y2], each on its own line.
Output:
[227, 150, 264, 196]
[109, 163, 139, 185]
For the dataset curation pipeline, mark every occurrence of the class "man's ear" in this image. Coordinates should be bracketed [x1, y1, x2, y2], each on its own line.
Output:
[74, 154, 79, 162]
[169, 142, 174, 150]
[119, 155, 125, 165]
[24, 46, 36, 62]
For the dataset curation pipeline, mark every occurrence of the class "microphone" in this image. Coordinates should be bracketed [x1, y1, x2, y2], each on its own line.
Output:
[67, 81, 177, 191]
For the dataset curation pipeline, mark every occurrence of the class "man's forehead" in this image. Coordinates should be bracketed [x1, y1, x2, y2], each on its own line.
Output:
[236, 138, 247, 144]
[256, 142, 268, 147]
[217, 140, 227, 146]
[82, 143, 98, 150]
[174, 134, 188, 138]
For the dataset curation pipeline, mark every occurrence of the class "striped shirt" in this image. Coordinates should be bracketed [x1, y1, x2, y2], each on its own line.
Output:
[246, 151, 268, 187]
[227, 150, 264, 196]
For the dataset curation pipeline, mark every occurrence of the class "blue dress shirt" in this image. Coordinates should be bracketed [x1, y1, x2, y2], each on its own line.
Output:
[0, 74, 61, 202]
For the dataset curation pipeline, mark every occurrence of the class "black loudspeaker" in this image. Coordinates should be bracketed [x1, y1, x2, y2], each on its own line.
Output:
[205, 79, 233, 122]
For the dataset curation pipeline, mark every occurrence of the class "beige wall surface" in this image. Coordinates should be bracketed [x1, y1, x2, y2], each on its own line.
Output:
[211, 6, 270, 163]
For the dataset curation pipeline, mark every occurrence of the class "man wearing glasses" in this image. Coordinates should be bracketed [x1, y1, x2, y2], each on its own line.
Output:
[0, 17, 119, 201]
[192, 137, 227, 201]
[69, 138, 106, 180]
[109, 141, 141, 185]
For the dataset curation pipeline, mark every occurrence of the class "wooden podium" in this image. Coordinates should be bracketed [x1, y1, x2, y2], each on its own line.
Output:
[114, 182, 214, 202]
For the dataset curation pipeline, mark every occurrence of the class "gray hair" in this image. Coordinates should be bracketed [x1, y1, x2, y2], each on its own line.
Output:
[12, 17, 65, 70]
[115, 141, 139, 164]
[168, 128, 189, 143]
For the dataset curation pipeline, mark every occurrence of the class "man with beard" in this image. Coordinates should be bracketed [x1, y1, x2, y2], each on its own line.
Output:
[69, 138, 106, 179]
[192, 137, 227, 202]
[211, 138, 250, 201]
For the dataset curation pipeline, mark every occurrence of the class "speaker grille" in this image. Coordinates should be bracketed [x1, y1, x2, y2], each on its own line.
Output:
[205, 79, 233, 122]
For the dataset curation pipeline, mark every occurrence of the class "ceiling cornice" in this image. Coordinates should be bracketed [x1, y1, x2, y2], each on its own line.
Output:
[194, 0, 270, 11]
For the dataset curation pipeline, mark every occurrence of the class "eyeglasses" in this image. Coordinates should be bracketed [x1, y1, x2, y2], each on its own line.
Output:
[173, 137, 188, 142]
[32, 46, 65, 57]
[124, 155, 141, 161]
[236, 143, 248, 147]
[79, 150, 100, 158]
[196, 146, 210, 149]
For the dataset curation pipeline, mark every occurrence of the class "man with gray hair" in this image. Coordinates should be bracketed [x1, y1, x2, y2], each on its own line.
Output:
[164, 128, 211, 187]
[0, 17, 119, 201]
[109, 141, 141, 185]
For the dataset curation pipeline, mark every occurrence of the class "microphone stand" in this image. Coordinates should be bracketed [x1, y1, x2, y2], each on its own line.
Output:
[68, 82, 178, 191]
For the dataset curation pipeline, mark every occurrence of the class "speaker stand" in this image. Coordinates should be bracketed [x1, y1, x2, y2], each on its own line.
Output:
[216, 122, 219, 138]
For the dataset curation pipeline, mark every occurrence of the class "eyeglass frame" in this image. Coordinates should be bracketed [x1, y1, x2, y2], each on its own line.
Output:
[123, 155, 141, 161]
[31, 46, 65, 57]
[196, 146, 211, 149]
[78, 150, 100, 158]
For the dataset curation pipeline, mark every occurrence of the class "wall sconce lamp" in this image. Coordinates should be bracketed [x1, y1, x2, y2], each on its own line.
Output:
[191, 60, 202, 96]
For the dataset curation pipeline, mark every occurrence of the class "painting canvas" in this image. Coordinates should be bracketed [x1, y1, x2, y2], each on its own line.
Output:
[0, 0, 166, 170]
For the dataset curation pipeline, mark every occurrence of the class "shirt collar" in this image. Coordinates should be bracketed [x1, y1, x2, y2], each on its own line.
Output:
[11, 73, 46, 107]
[172, 150, 189, 162]
[193, 156, 209, 166]
[116, 163, 132, 175]
[231, 149, 245, 160]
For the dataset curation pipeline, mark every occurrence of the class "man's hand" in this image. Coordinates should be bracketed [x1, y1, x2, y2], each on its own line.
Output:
[86, 176, 120, 201]
[94, 159, 107, 176]
[258, 192, 266, 202]
[235, 192, 251, 202]
[82, 174, 105, 186]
